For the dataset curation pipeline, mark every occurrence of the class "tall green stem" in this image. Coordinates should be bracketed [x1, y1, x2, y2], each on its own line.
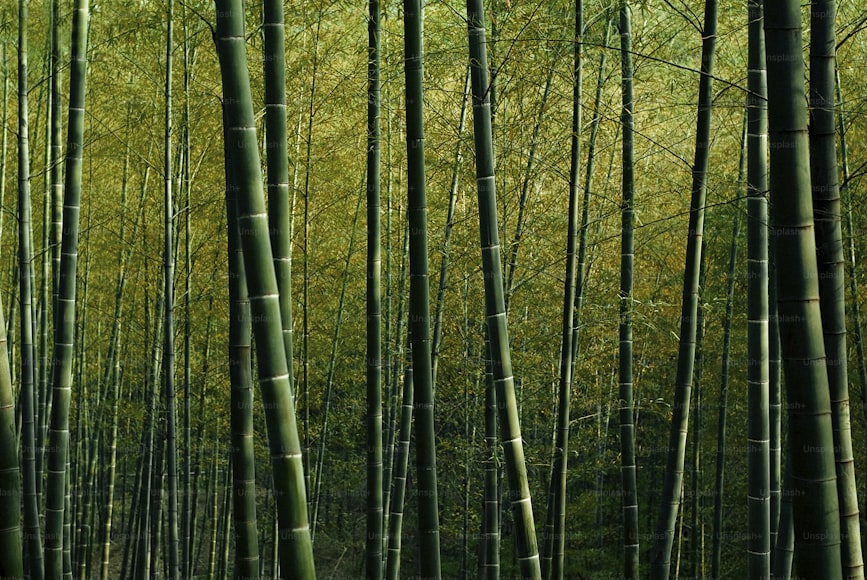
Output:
[403, 1, 441, 575]
[264, 0, 294, 393]
[809, 0, 863, 574]
[214, 2, 315, 576]
[466, 1, 541, 577]
[649, 0, 717, 573]
[711, 117, 746, 580]
[0, 296, 22, 578]
[163, 2, 181, 576]
[17, 1, 44, 576]
[764, 0, 842, 575]
[225, 119, 260, 579]
[746, 0, 770, 575]
[837, 71, 867, 555]
[617, 4, 639, 578]
[541, 1, 581, 577]
[366, 0, 383, 575]
[46, 1, 89, 576]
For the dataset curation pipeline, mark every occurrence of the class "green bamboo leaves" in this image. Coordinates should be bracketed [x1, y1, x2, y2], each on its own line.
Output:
[214, 2, 315, 577]
[764, 0, 842, 576]
[466, 1, 541, 577]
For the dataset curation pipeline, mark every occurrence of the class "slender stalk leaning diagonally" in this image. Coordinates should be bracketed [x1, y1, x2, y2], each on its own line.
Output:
[540, 0, 582, 577]
[466, 1, 541, 577]
[214, 2, 315, 577]
[649, 0, 718, 573]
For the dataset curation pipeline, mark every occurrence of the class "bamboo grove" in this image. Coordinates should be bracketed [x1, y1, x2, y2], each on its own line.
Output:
[4, 0, 867, 577]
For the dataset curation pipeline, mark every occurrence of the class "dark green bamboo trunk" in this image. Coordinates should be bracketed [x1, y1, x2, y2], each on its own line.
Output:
[711, 117, 746, 580]
[649, 0, 717, 574]
[311, 193, 362, 537]
[836, 73, 867, 553]
[37, 0, 62, 502]
[181, 17, 194, 577]
[214, 2, 315, 577]
[163, 2, 181, 576]
[41, 0, 63, 500]
[46, 1, 89, 577]
[479, 334, 500, 580]
[0, 42, 7, 258]
[690, 260, 707, 580]
[540, 4, 581, 578]
[49, 0, 62, 310]
[148, 330, 165, 580]
[430, 68, 469, 390]
[17, 1, 44, 576]
[769, 264, 783, 570]
[385, 363, 412, 580]
[0, 295, 23, 579]
[773, 459, 794, 578]
[264, 0, 294, 392]
[466, 1, 541, 577]
[808, 0, 863, 575]
[711, 216, 740, 580]
[617, 3, 640, 577]
[226, 121, 260, 579]
[366, 2, 383, 575]
[36, 48, 50, 526]
[403, 1, 442, 576]
[747, 0, 770, 575]
[383, 221, 409, 566]
[764, 0, 842, 575]
[768, 222, 783, 567]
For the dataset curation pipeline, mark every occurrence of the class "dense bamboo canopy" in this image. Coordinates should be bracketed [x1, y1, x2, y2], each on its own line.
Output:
[1, 0, 867, 577]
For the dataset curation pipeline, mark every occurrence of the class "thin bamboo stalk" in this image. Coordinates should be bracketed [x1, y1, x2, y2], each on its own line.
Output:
[649, 0, 718, 572]
[403, 1, 442, 575]
[214, 3, 315, 575]
[540, 2, 582, 577]
[17, 2, 44, 575]
[466, 1, 541, 576]
[365, 1, 384, 575]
